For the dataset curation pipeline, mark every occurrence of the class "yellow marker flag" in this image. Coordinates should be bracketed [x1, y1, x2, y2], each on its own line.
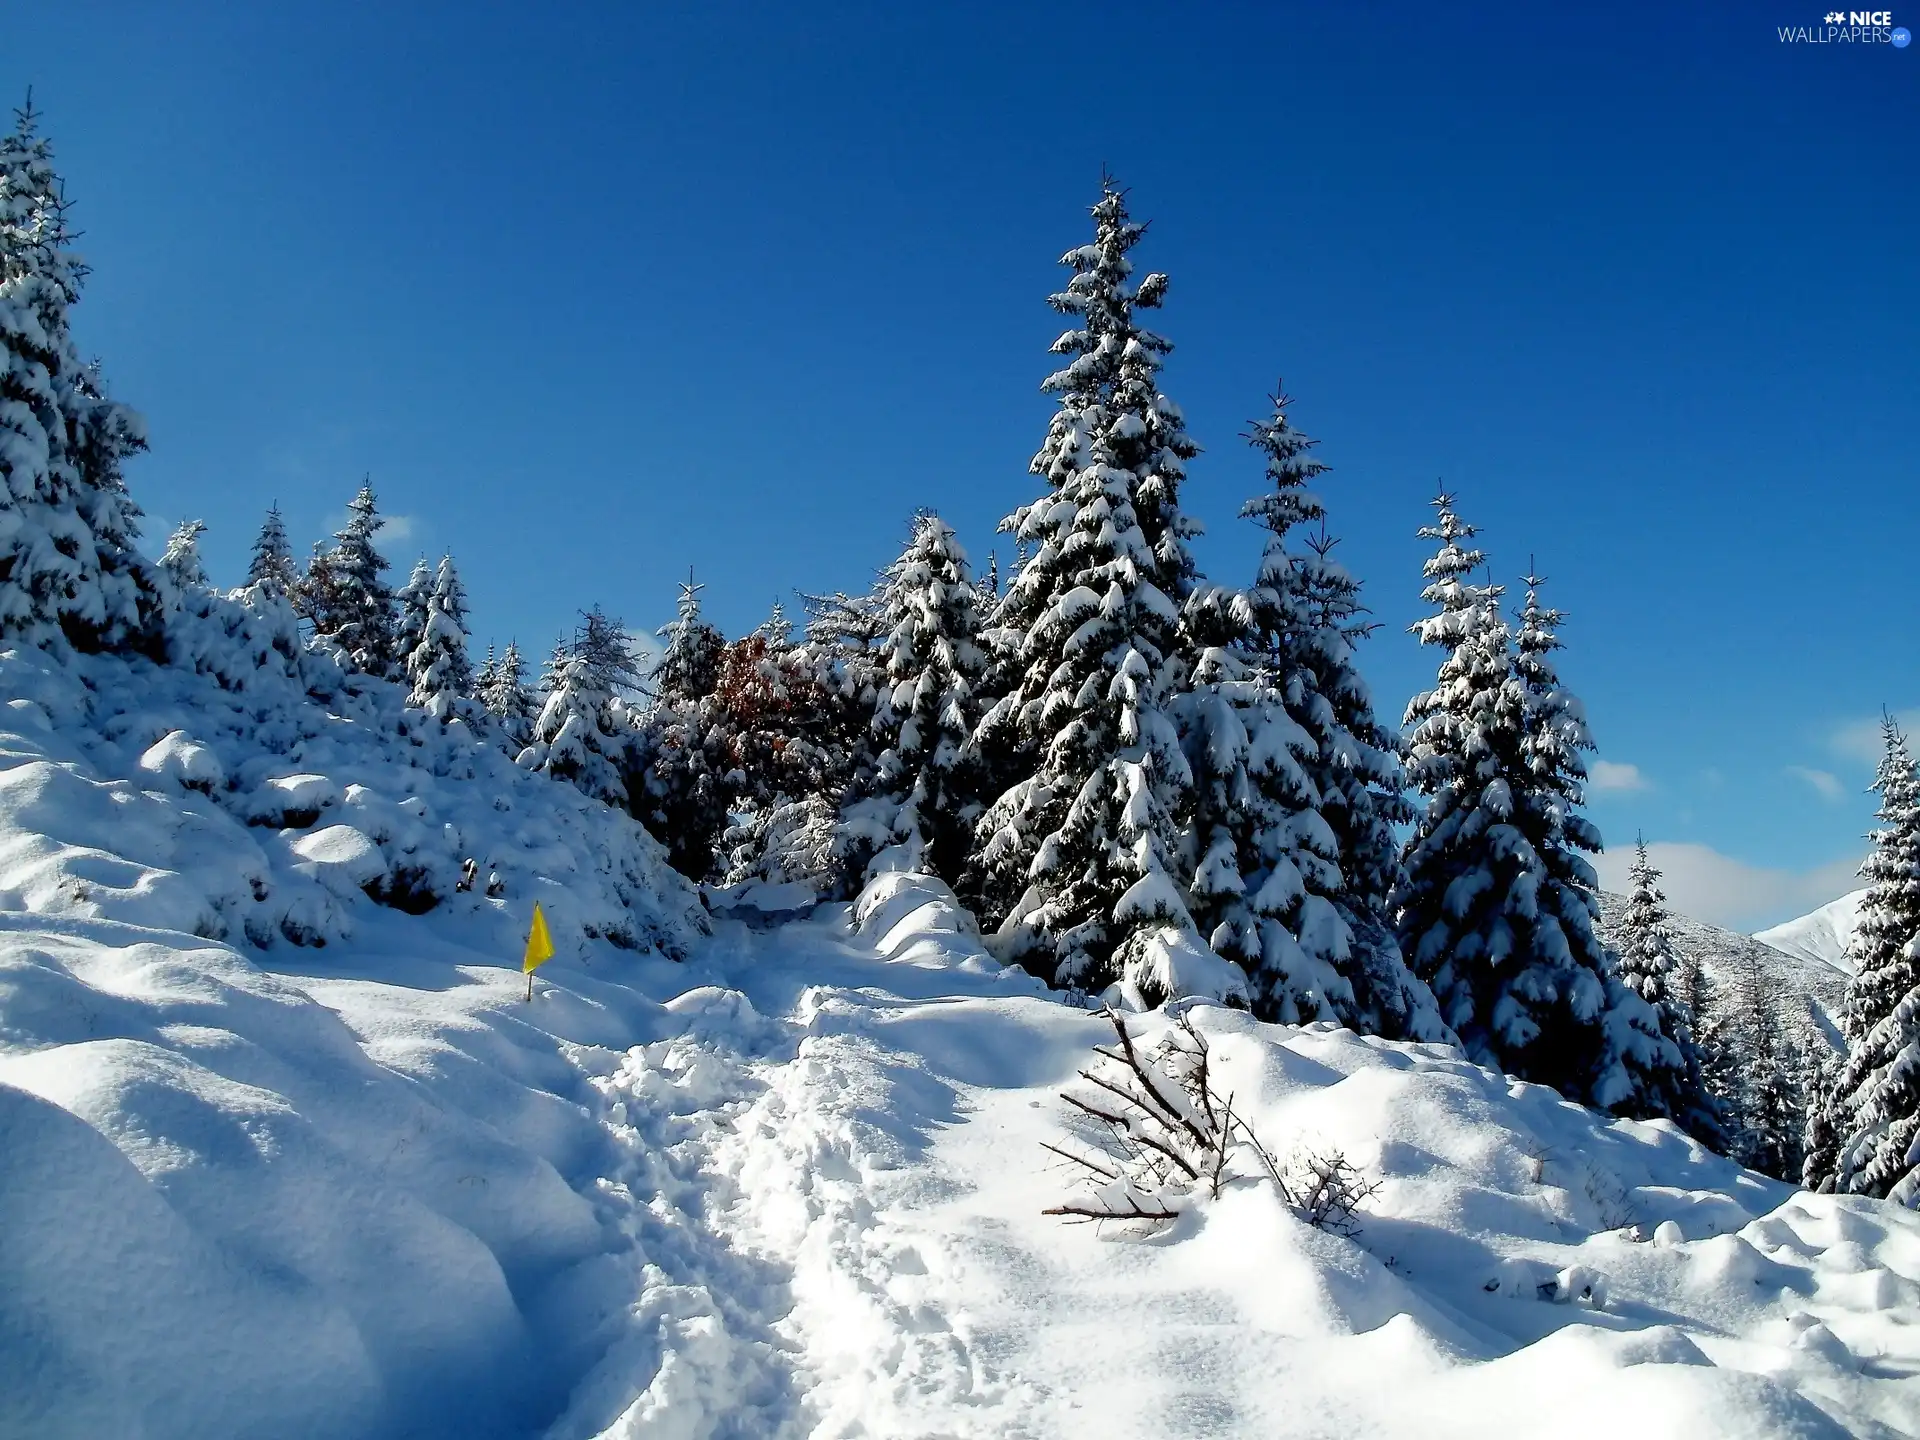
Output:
[522, 903, 554, 1000]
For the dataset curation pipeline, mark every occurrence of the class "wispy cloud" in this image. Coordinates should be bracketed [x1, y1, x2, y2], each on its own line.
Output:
[1786, 765, 1847, 802]
[1588, 760, 1649, 794]
[1592, 841, 1865, 933]
[1829, 708, 1920, 766]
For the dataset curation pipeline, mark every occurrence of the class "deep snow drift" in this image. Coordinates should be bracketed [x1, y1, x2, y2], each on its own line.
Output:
[2, 643, 1918, 1438]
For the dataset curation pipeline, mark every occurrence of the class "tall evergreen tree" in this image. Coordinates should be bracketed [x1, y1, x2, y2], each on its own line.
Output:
[306, 483, 396, 676]
[159, 519, 209, 592]
[862, 513, 987, 884]
[1617, 837, 1720, 1141]
[1509, 571, 1683, 1118]
[1395, 501, 1644, 1109]
[1810, 718, 1920, 1202]
[1202, 386, 1443, 1039]
[246, 503, 298, 596]
[636, 575, 733, 880]
[652, 571, 725, 711]
[393, 557, 433, 670]
[0, 98, 163, 652]
[969, 178, 1204, 996]
[404, 553, 472, 717]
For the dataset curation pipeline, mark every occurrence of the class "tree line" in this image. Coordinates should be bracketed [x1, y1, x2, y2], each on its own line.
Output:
[5, 104, 1914, 1199]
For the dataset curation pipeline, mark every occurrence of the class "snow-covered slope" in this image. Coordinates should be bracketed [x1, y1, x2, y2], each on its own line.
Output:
[1596, 891, 1849, 1042]
[1756, 890, 1867, 976]
[4, 645, 1919, 1438]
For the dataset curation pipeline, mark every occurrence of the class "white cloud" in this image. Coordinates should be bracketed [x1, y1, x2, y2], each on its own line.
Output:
[1588, 760, 1649, 793]
[1592, 841, 1865, 933]
[1786, 765, 1847, 802]
[1829, 708, 1920, 766]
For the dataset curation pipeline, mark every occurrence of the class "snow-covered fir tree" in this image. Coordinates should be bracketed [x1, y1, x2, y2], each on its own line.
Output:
[403, 553, 473, 717]
[796, 582, 890, 803]
[652, 572, 725, 710]
[858, 513, 986, 885]
[1616, 837, 1720, 1141]
[159, 519, 209, 592]
[393, 558, 433, 670]
[1195, 386, 1443, 1039]
[526, 615, 635, 807]
[635, 575, 733, 880]
[305, 483, 396, 677]
[1509, 570, 1683, 1119]
[0, 99, 164, 653]
[1395, 501, 1656, 1111]
[968, 178, 1205, 998]
[1809, 717, 1920, 1202]
[246, 504, 298, 596]
[479, 640, 535, 751]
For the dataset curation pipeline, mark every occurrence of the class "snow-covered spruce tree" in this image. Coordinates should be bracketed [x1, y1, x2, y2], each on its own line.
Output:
[968, 178, 1206, 999]
[306, 483, 396, 677]
[653, 572, 726, 709]
[1509, 571, 1684, 1119]
[797, 582, 891, 797]
[526, 611, 640, 807]
[159, 519, 208, 592]
[1813, 717, 1920, 1201]
[404, 553, 473, 717]
[393, 557, 433, 671]
[480, 639, 536, 751]
[635, 575, 733, 881]
[247, 503, 298, 596]
[1202, 386, 1443, 1039]
[1395, 503, 1649, 1110]
[0, 99, 165, 653]
[1616, 837, 1721, 1142]
[1177, 579, 1332, 1018]
[859, 512, 987, 885]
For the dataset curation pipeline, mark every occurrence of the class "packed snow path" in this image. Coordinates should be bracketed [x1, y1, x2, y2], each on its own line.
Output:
[7, 868, 1920, 1437]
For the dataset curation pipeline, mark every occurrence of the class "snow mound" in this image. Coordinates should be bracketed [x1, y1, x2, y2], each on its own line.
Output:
[1756, 889, 1867, 975]
[0, 631, 703, 956]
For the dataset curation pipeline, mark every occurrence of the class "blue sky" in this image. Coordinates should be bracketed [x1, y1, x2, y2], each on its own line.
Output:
[7, 2, 1915, 929]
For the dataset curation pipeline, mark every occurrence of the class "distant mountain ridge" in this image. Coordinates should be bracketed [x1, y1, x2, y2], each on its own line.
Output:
[1753, 889, 1866, 976]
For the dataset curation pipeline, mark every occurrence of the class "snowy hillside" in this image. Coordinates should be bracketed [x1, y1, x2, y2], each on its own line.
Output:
[1597, 891, 1849, 1041]
[1757, 890, 1868, 976]
[2, 655, 1917, 1438]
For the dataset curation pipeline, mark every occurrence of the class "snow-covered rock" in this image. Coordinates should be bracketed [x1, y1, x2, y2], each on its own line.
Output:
[291, 824, 389, 894]
[137, 729, 226, 793]
[242, 772, 340, 827]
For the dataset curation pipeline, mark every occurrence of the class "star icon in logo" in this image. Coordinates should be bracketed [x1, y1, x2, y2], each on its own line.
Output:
[1824, 9, 1845, 19]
